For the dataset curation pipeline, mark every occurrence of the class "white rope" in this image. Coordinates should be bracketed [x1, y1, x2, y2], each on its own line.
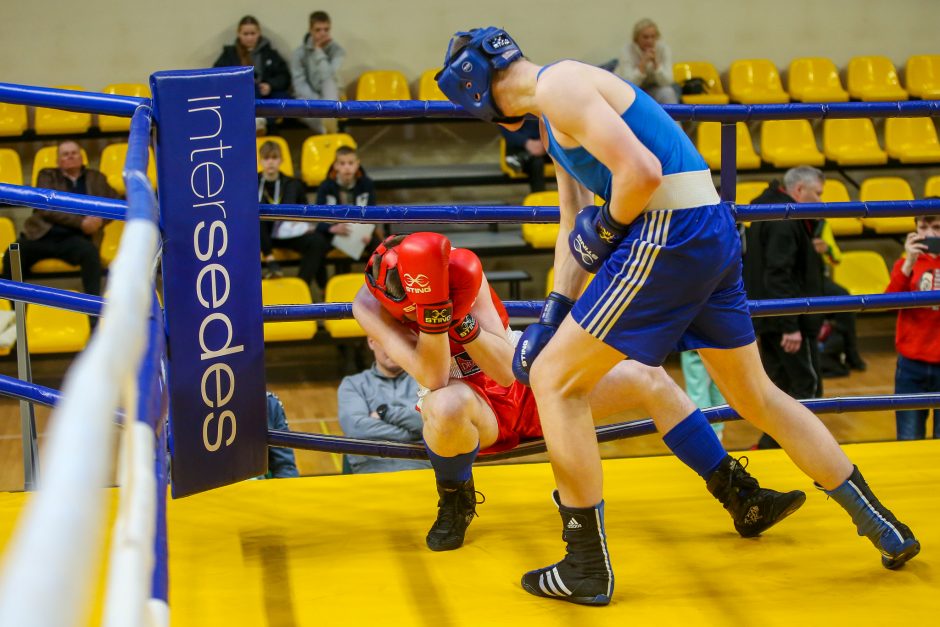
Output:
[0, 218, 160, 627]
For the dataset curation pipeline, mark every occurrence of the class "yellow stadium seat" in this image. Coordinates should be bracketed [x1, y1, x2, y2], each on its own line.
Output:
[847, 56, 908, 102]
[859, 177, 916, 234]
[26, 298, 91, 354]
[34, 85, 92, 135]
[728, 59, 789, 104]
[788, 58, 849, 102]
[831, 251, 891, 296]
[735, 181, 768, 204]
[256, 136, 294, 177]
[323, 273, 366, 338]
[0, 149, 23, 186]
[884, 117, 940, 163]
[0, 103, 27, 137]
[417, 69, 447, 101]
[822, 119, 887, 166]
[99, 220, 124, 267]
[760, 120, 824, 167]
[99, 142, 157, 195]
[30, 259, 80, 273]
[924, 175, 940, 197]
[672, 62, 730, 105]
[696, 122, 761, 170]
[98, 83, 150, 132]
[0, 217, 16, 272]
[820, 180, 863, 236]
[261, 277, 317, 342]
[301, 133, 357, 187]
[32, 145, 88, 186]
[905, 55, 940, 99]
[0, 299, 11, 357]
[521, 191, 560, 249]
[355, 70, 411, 100]
[498, 138, 555, 180]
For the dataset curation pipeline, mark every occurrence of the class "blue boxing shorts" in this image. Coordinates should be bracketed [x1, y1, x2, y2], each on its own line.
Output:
[571, 203, 755, 367]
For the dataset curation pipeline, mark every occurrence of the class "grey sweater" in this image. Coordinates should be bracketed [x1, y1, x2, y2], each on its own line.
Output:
[290, 34, 345, 100]
[337, 364, 431, 474]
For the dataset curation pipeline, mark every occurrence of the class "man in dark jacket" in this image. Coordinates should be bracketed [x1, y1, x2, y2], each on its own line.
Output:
[2, 140, 119, 296]
[743, 166, 827, 448]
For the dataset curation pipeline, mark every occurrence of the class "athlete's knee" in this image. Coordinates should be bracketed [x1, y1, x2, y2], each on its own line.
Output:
[422, 386, 475, 435]
[530, 356, 592, 400]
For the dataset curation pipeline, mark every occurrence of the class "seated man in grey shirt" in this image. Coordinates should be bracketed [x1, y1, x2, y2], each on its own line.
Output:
[338, 337, 431, 473]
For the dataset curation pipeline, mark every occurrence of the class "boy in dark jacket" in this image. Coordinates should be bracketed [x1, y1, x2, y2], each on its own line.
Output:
[743, 166, 827, 448]
[314, 146, 381, 264]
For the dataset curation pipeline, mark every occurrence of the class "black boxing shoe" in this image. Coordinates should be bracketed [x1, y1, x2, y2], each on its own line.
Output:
[706, 455, 807, 538]
[425, 478, 483, 551]
[521, 492, 614, 606]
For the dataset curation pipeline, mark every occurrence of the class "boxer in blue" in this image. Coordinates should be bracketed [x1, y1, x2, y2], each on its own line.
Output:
[437, 28, 920, 606]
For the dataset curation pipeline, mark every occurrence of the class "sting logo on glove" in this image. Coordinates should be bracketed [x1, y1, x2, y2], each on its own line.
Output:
[572, 235, 599, 267]
[423, 307, 452, 326]
[597, 224, 618, 244]
[402, 273, 431, 293]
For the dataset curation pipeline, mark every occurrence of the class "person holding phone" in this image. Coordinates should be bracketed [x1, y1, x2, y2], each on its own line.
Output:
[886, 212, 940, 440]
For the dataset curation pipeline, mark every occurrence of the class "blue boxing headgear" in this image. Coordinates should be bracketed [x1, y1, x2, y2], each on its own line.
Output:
[435, 27, 525, 123]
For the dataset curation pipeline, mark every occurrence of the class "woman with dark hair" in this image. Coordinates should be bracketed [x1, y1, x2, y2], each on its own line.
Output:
[214, 15, 291, 131]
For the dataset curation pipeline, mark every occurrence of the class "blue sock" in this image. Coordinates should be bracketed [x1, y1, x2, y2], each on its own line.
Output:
[663, 409, 727, 480]
[425, 441, 479, 483]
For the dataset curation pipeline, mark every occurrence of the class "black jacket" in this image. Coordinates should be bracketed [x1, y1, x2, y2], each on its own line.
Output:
[214, 36, 291, 94]
[742, 183, 825, 335]
[314, 167, 376, 237]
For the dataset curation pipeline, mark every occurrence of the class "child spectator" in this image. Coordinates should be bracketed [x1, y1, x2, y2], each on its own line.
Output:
[264, 392, 300, 478]
[291, 10, 345, 133]
[314, 146, 381, 265]
[213, 15, 291, 134]
[885, 213, 940, 440]
[257, 140, 312, 279]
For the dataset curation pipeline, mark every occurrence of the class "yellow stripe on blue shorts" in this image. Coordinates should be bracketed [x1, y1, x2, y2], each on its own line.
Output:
[581, 210, 673, 341]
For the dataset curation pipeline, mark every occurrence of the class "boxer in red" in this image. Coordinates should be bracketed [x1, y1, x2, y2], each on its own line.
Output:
[354, 232, 803, 555]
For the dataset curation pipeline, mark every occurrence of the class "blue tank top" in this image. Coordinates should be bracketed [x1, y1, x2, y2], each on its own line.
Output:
[538, 63, 708, 201]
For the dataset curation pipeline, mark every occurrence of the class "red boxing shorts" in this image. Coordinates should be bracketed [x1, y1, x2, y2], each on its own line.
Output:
[461, 373, 542, 454]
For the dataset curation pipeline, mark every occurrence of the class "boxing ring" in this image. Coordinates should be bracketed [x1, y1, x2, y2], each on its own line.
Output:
[0, 70, 936, 625]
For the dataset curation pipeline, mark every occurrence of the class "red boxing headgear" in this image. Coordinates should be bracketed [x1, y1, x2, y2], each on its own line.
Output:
[365, 234, 417, 321]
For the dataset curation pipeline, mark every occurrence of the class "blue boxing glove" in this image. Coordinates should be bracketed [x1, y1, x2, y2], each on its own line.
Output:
[512, 291, 576, 386]
[568, 203, 629, 273]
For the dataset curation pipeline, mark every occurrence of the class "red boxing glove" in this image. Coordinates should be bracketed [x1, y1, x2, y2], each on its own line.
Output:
[448, 248, 483, 323]
[396, 232, 453, 333]
[449, 313, 480, 344]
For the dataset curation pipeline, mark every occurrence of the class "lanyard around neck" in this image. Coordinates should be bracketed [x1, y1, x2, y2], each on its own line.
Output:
[258, 177, 280, 204]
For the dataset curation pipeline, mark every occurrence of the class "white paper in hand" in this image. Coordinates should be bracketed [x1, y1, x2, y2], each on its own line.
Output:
[331, 223, 376, 260]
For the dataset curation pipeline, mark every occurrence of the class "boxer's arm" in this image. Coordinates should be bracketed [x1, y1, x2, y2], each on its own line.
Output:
[538, 64, 663, 227]
[551, 162, 594, 300]
[352, 286, 451, 390]
[460, 276, 516, 387]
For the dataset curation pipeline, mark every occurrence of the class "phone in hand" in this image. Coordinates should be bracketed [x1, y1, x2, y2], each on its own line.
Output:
[923, 237, 940, 254]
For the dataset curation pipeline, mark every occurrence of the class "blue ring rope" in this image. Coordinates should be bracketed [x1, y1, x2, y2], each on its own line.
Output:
[267, 393, 940, 461]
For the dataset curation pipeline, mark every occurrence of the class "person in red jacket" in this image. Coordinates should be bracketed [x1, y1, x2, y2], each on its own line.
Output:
[885, 214, 940, 440]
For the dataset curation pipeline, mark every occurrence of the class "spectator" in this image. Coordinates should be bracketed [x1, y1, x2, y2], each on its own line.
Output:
[314, 146, 381, 265]
[885, 213, 940, 440]
[213, 15, 292, 134]
[337, 336, 431, 474]
[679, 351, 725, 441]
[264, 392, 300, 478]
[500, 118, 548, 193]
[816, 219, 867, 377]
[616, 18, 679, 104]
[1, 140, 118, 297]
[743, 167, 827, 449]
[291, 10, 345, 133]
[257, 140, 310, 279]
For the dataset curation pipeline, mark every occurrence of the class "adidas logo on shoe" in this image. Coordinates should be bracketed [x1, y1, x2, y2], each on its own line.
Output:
[566, 517, 583, 530]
